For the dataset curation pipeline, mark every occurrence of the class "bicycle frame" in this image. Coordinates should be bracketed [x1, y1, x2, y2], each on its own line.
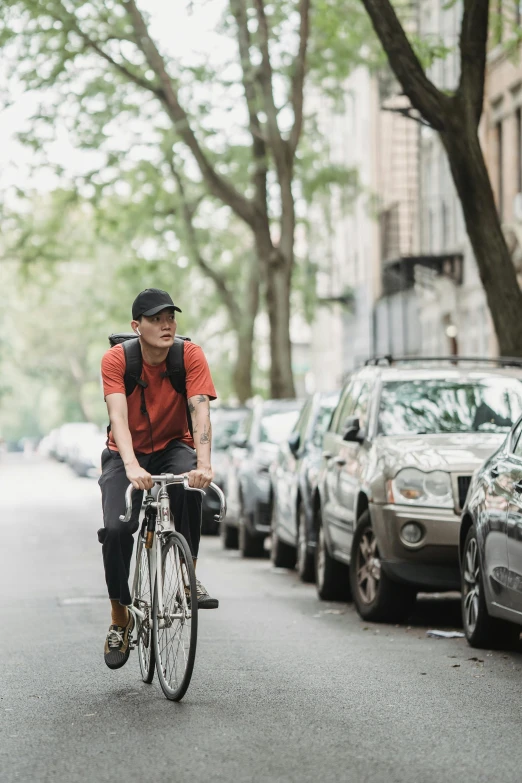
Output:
[123, 474, 226, 625]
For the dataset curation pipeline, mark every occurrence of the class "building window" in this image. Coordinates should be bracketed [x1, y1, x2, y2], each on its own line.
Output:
[496, 120, 504, 219]
[515, 108, 522, 193]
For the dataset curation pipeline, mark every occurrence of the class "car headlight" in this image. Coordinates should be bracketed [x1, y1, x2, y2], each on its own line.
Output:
[389, 468, 453, 508]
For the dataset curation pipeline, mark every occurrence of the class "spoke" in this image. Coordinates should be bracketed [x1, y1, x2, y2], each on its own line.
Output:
[359, 536, 371, 559]
[464, 588, 477, 629]
[366, 574, 376, 603]
[155, 539, 194, 693]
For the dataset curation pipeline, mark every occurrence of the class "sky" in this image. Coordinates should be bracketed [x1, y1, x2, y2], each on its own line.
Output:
[0, 0, 229, 194]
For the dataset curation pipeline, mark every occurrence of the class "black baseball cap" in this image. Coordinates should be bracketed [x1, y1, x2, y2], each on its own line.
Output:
[132, 289, 182, 320]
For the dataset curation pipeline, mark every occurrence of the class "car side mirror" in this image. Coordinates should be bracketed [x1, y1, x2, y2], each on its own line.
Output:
[288, 432, 301, 456]
[342, 416, 364, 443]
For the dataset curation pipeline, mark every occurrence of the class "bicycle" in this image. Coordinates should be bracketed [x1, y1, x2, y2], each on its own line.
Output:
[119, 473, 226, 701]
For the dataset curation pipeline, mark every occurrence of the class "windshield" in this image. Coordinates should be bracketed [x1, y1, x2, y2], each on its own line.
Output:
[313, 398, 339, 446]
[260, 409, 301, 444]
[212, 412, 246, 450]
[378, 377, 522, 436]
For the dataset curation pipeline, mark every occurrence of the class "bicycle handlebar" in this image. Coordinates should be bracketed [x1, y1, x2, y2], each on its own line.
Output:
[119, 474, 227, 524]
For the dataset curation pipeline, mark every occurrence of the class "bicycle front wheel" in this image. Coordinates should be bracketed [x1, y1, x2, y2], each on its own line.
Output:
[153, 532, 198, 701]
[134, 537, 155, 684]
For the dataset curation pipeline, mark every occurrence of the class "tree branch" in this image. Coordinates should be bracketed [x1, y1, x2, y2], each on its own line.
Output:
[52, 1, 161, 95]
[457, 0, 489, 126]
[77, 31, 162, 95]
[288, 0, 310, 156]
[252, 0, 288, 173]
[359, 0, 451, 130]
[166, 153, 242, 328]
[122, 0, 257, 228]
[230, 0, 269, 214]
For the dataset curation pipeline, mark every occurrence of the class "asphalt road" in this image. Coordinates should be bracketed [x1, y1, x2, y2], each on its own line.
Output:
[1, 453, 522, 783]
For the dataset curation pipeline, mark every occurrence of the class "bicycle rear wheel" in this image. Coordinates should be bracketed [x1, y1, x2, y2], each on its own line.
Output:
[134, 537, 155, 683]
[153, 532, 198, 701]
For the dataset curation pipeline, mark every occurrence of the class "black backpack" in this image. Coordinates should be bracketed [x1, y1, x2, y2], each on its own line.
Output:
[107, 333, 193, 441]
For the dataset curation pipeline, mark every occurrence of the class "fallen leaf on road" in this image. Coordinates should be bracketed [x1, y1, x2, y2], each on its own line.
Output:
[468, 657, 484, 663]
[452, 664, 461, 668]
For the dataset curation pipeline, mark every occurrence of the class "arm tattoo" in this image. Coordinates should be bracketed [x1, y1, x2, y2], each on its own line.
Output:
[200, 423, 210, 444]
[197, 394, 208, 404]
[188, 401, 195, 415]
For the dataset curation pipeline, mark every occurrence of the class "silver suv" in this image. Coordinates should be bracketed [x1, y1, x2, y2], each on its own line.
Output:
[316, 357, 522, 623]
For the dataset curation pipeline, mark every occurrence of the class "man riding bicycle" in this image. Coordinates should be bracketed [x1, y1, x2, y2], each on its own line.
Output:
[98, 288, 218, 670]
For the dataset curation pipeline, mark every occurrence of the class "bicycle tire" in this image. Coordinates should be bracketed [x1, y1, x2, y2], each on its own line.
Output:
[134, 536, 155, 684]
[153, 531, 198, 701]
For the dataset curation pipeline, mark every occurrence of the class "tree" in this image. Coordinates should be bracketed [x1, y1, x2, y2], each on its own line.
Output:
[1, 0, 372, 398]
[0, 0, 303, 397]
[360, 0, 522, 356]
[0, 188, 259, 440]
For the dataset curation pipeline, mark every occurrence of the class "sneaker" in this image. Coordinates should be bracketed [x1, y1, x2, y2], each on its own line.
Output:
[104, 612, 135, 670]
[195, 578, 219, 609]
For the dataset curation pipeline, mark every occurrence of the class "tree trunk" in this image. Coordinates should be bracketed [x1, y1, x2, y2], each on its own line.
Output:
[264, 255, 295, 398]
[233, 260, 260, 402]
[441, 117, 522, 356]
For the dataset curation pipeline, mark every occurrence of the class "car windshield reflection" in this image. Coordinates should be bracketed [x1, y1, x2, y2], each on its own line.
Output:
[379, 377, 522, 436]
[212, 414, 245, 451]
[260, 410, 301, 444]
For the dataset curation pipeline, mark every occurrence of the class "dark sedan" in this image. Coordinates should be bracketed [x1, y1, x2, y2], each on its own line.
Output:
[460, 415, 522, 649]
[270, 391, 339, 580]
[222, 398, 303, 557]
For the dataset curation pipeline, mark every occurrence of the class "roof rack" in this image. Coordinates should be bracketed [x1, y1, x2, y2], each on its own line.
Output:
[365, 355, 522, 369]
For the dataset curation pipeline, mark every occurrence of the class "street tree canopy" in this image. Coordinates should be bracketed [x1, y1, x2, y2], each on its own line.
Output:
[0, 0, 369, 398]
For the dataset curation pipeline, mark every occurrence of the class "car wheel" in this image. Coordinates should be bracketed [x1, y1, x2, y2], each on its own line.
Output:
[221, 520, 239, 550]
[296, 501, 315, 583]
[315, 516, 351, 601]
[271, 528, 296, 569]
[461, 526, 520, 649]
[239, 508, 266, 558]
[350, 511, 416, 623]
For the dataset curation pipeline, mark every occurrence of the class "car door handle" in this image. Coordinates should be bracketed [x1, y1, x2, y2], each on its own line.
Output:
[333, 456, 346, 466]
[322, 451, 333, 460]
[490, 465, 500, 478]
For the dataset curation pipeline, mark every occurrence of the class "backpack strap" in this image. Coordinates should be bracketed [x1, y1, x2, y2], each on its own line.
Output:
[163, 337, 193, 439]
[164, 337, 187, 395]
[122, 338, 144, 397]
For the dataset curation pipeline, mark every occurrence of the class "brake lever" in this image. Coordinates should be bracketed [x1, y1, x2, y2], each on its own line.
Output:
[182, 476, 206, 495]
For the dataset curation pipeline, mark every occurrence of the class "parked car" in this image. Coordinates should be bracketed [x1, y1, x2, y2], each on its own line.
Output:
[460, 412, 522, 649]
[222, 398, 304, 557]
[315, 357, 522, 623]
[53, 422, 101, 463]
[68, 429, 107, 477]
[270, 391, 340, 581]
[201, 406, 248, 534]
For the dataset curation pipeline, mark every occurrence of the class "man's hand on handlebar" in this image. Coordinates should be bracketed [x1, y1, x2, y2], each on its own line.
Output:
[187, 465, 214, 490]
[125, 460, 154, 491]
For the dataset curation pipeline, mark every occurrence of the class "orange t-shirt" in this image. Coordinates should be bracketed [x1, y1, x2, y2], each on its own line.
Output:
[101, 341, 217, 454]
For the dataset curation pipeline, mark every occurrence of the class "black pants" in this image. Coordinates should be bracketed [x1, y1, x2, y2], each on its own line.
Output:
[97, 440, 201, 606]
